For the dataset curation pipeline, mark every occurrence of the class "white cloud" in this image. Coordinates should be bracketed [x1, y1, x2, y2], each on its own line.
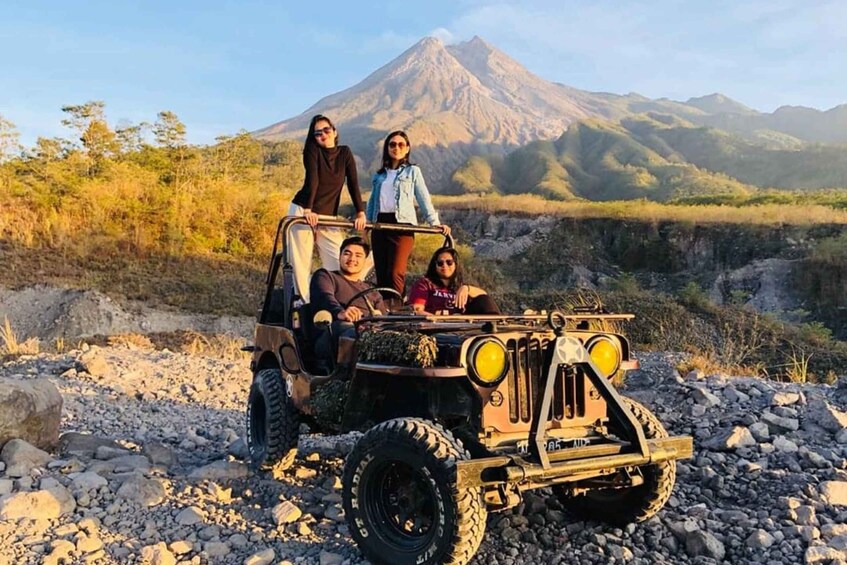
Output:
[430, 27, 456, 44]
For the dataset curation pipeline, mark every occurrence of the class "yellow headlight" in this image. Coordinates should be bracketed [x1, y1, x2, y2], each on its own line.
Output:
[469, 339, 508, 386]
[587, 337, 621, 378]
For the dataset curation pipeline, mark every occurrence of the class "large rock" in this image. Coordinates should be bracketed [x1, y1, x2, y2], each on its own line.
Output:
[58, 432, 123, 458]
[0, 483, 76, 520]
[76, 347, 112, 377]
[0, 377, 63, 450]
[704, 426, 756, 451]
[115, 475, 166, 507]
[806, 401, 847, 434]
[820, 481, 847, 506]
[0, 438, 53, 477]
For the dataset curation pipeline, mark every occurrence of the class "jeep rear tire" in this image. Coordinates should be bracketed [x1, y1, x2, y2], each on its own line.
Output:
[342, 418, 486, 565]
[246, 368, 299, 472]
[555, 398, 676, 524]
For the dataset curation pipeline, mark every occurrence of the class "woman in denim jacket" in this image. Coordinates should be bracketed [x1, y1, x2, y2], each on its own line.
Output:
[366, 130, 450, 301]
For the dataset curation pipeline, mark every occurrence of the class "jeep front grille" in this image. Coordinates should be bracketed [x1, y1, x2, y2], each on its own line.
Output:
[506, 337, 586, 424]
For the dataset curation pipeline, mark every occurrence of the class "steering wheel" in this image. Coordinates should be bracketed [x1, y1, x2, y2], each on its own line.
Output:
[343, 287, 403, 316]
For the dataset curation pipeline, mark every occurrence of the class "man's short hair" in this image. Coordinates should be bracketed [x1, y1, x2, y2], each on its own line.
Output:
[340, 236, 370, 256]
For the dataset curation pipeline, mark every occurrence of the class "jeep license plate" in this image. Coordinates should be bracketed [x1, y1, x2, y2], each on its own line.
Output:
[516, 437, 591, 456]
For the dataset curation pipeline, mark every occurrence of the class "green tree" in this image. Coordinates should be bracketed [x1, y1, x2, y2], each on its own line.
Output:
[0, 115, 21, 163]
[115, 121, 149, 154]
[61, 101, 119, 174]
[153, 111, 186, 149]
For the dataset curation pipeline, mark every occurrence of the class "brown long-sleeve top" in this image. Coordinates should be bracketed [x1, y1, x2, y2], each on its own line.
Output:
[291, 144, 364, 215]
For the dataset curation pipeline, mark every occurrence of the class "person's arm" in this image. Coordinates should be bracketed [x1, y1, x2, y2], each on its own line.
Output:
[411, 166, 439, 225]
[365, 174, 378, 222]
[455, 284, 487, 310]
[412, 166, 450, 234]
[310, 269, 344, 319]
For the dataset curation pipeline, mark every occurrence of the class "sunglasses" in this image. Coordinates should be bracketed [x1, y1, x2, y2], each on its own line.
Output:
[436, 259, 455, 267]
[313, 126, 334, 137]
[388, 141, 407, 149]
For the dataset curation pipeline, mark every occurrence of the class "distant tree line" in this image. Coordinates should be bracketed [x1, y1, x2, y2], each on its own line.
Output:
[0, 102, 304, 258]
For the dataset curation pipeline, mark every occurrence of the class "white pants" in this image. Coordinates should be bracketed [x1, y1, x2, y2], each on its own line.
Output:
[286, 203, 374, 301]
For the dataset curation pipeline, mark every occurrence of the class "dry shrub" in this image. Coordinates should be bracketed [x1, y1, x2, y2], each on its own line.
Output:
[676, 355, 724, 377]
[147, 330, 249, 361]
[107, 333, 155, 350]
[1, 317, 40, 357]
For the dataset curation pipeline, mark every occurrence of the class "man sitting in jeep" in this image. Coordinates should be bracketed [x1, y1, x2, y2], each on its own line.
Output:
[309, 236, 387, 368]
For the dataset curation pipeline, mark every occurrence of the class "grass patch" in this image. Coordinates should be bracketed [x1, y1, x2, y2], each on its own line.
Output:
[1, 317, 41, 359]
[434, 194, 847, 226]
[90, 330, 249, 361]
[0, 240, 266, 316]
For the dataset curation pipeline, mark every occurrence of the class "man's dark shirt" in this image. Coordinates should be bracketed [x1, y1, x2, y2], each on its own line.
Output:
[310, 269, 386, 319]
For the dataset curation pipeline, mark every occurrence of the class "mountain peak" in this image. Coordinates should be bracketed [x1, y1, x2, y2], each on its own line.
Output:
[685, 93, 755, 115]
[465, 35, 492, 50]
[413, 36, 444, 50]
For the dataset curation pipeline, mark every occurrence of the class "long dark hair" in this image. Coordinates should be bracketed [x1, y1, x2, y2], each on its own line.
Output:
[378, 130, 412, 174]
[304, 114, 337, 155]
[425, 247, 463, 292]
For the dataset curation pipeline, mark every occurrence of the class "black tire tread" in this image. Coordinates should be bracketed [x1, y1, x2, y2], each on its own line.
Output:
[343, 417, 486, 565]
[246, 368, 300, 471]
[557, 397, 677, 525]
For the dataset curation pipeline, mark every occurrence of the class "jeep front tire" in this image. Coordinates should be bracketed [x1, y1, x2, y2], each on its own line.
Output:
[342, 418, 486, 565]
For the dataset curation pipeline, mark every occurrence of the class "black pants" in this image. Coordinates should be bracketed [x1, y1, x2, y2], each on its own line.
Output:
[465, 294, 500, 315]
[372, 213, 415, 299]
[314, 320, 356, 374]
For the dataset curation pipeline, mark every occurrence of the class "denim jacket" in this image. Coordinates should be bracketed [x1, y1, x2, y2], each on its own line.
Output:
[366, 164, 440, 226]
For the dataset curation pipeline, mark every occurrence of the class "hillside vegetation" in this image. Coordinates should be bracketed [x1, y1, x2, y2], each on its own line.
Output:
[3, 105, 847, 378]
[450, 113, 847, 202]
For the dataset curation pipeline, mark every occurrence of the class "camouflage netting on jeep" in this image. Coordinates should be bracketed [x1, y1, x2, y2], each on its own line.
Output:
[357, 330, 438, 368]
[311, 379, 349, 427]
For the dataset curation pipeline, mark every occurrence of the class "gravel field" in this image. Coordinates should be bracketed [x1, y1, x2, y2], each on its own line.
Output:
[1, 344, 847, 565]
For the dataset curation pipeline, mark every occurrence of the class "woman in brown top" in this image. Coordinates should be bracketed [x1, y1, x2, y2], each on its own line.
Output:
[288, 114, 366, 301]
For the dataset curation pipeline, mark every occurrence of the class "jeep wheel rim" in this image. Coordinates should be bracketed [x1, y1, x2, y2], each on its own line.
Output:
[365, 459, 437, 550]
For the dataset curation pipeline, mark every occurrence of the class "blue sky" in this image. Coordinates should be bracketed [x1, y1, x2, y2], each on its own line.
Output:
[2, 0, 845, 146]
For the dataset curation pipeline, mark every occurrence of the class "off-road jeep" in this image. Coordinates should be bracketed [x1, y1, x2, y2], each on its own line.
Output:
[245, 217, 693, 565]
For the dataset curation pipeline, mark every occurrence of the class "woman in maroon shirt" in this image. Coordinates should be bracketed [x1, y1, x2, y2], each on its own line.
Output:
[288, 114, 366, 301]
[408, 247, 500, 315]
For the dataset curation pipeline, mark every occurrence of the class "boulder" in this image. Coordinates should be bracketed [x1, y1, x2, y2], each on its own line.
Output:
[820, 481, 847, 506]
[58, 432, 123, 458]
[0, 377, 62, 450]
[806, 401, 847, 434]
[76, 348, 111, 377]
[0, 438, 53, 477]
[704, 426, 756, 451]
[0, 483, 76, 520]
[115, 475, 166, 507]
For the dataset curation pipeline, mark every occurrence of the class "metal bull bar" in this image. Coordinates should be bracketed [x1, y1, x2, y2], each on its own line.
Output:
[457, 336, 693, 490]
[261, 215, 454, 327]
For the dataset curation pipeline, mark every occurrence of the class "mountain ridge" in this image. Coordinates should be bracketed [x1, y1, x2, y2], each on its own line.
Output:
[255, 35, 847, 189]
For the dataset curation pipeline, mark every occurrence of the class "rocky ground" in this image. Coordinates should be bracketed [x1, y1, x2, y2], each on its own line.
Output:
[1, 343, 847, 565]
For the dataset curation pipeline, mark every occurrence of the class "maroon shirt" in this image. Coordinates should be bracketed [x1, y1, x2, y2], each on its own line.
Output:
[409, 277, 458, 314]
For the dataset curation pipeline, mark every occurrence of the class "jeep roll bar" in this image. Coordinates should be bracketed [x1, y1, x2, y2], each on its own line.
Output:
[261, 215, 455, 328]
